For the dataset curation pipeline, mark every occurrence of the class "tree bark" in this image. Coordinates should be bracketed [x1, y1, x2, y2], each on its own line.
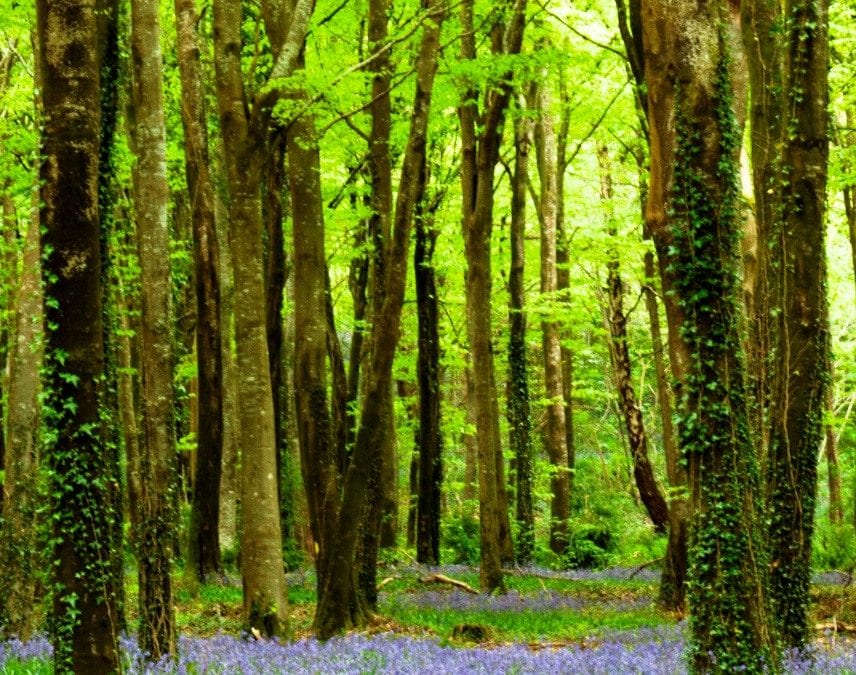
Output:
[535, 79, 570, 555]
[642, 0, 776, 668]
[175, 0, 225, 583]
[211, 0, 302, 637]
[0, 210, 43, 640]
[36, 0, 121, 666]
[508, 101, 534, 564]
[459, 0, 527, 593]
[765, 0, 830, 648]
[130, 0, 178, 654]
[415, 170, 443, 565]
[599, 146, 668, 535]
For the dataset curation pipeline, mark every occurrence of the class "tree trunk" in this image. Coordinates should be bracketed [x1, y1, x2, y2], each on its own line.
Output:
[642, 0, 776, 668]
[508, 103, 534, 564]
[314, 2, 445, 637]
[130, 0, 178, 653]
[825, 382, 844, 525]
[37, 0, 121, 666]
[599, 146, 668, 535]
[459, 0, 526, 594]
[765, 0, 830, 649]
[415, 176, 443, 565]
[0, 210, 43, 639]
[846, 109, 856, 297]
[175, 0, 225, 582]
[212, 0, 291, 637]
[535, 79, 571, 555]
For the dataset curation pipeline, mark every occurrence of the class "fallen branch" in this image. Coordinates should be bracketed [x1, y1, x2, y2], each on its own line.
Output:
[377, 576, 398, 590]
[628, 557, 663, 580]
[420, 573, 479, 595]
[816, 620, 856, 635]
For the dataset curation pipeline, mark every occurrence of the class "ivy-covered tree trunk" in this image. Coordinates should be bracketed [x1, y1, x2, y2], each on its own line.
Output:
[508, 103, 534, 564]
[764, 0, 830, 649]
[642, 0, 777, 669]
[36, 0, 121, 667]
[0, 210, 42, 640]
[175, 0, 225, 583]
[129, 0, 177, 655]
[535, 79, 570, 555]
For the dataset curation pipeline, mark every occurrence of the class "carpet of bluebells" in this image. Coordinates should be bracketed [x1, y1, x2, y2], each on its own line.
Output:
[3, 628, 856, 674]
[2, 566, 856, 673]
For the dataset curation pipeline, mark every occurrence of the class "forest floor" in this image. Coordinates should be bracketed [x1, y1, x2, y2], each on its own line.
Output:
[3, 564, 856, 672]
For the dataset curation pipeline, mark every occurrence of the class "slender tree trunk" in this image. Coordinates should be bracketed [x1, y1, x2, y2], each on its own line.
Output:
[0, 211, 43, 639]
[599, 146, 668, 534]
[37, 0, 121, 666]
[459, 0, 526, 593]
[175, 0, 225, 582]
[535, 79, 570, 555]
[765, 0, 830, 648]
[642, 0, 776, 668]
[415, 176, 443, 565]
[846, 110, 856, 296]
[314, 2, 445, 637]
[508, 103, 534, 564]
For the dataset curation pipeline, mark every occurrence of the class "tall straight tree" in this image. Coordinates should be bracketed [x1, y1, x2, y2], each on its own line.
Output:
[311, 0, 447, 638]
[174, 0, 225, 582]
[415, 158, 443, 566]
[459, 0, 527, 591]
[642, 0, 777, 669]
[507, 98, 534, 564]
[130, 0, 177, 656]
[761, 0, 831, 648]
[0, 208, 42, 639]
[534, 78, 570, 554]
[36, 0, 121, 668]
[211, 0, 314, 636]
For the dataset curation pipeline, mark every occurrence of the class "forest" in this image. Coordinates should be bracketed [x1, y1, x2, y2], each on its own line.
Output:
[0, 0, 855, 671]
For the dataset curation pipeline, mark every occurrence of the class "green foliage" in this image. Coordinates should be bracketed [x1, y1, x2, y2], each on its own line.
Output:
[441, 514, 481, 566]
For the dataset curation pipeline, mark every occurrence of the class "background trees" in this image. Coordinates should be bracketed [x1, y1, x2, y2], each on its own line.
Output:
[0, 0, 853, 668]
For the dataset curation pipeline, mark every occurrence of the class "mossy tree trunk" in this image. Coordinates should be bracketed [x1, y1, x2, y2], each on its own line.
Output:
[641, 0, 777, 669]
[37, 0, 121, 667]
[129, 0, 177, 655]
[211, 0, 315, 637]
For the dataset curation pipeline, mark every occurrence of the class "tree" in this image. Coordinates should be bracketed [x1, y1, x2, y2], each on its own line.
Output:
[507, 97, 534, 564]
[459, 0, 527, 592]
[129, 0, 177, 655]
[761, 0, 831, 648]
[598, 145, 668, 535]
[312, 0, 447, 637]
[174, 0, 225, 583]
[211, 0, 313, 637]
[36, 0, 121, 667]
[534, 78, 570, 555]
[641, 0, 777, 668]
[415, 166, 444, 566]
